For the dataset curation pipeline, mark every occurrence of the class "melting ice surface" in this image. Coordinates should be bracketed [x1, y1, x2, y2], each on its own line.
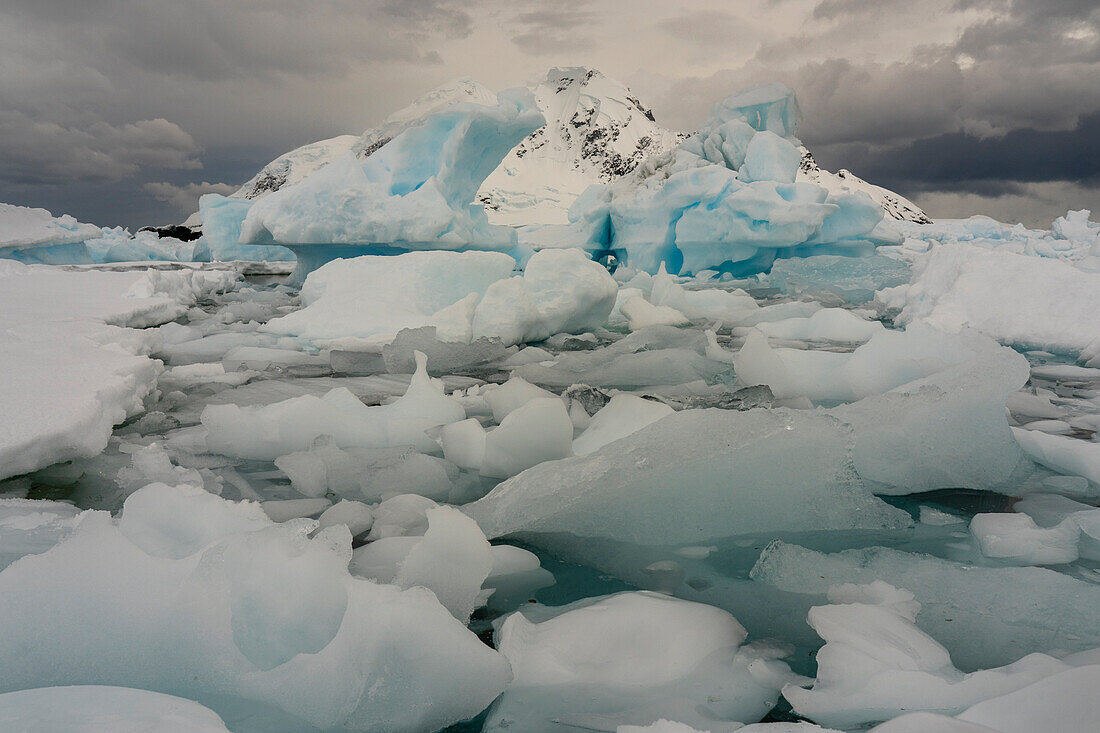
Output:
[2, 202, 1100, 732]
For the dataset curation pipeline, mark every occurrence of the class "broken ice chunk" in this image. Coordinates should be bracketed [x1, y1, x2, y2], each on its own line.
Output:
[484, 591, 796, 731]
[275, 436, 458, 503]
[202, 351, 466, 459]
[0, 483, 509, 731]
[783, 581, 1069, 729]
[572, 394, 675, 455]
[481, 397, 574, 478]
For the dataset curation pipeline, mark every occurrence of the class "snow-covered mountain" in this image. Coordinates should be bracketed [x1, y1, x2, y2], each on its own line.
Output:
[234, 135, 359, 201]
[797, 148, 930, 224]
[476, 68, 684, 226]
[228, 69, 680, 227]
[226, 68, 929, 227]
[232, 78, 497, 201]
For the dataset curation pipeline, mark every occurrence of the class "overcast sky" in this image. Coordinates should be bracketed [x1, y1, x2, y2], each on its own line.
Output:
[1, 0, 1097, 228]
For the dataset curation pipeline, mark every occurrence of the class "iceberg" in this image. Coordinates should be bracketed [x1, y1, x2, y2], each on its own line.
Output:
[197, 194, 295, 262]
[560, 83, 898, 276]
[0, 202, 100, 265]
[239, 88, 544, 280]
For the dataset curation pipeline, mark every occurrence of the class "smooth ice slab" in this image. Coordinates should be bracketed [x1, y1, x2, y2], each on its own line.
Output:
[467, 407, 911, 547]
[766, 254, 911, 305]
[0, 686, 232, 733]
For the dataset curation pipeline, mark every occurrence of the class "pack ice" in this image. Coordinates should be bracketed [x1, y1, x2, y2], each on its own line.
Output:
[0, 260, 238, 480]
[6, 66, 1100, 733]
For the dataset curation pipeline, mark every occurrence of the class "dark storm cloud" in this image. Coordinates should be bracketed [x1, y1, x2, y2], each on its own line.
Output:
[0, 0, 479, 225]
[1, 0, 1097, 228]
[0, 112, 202, 185]
[821, 112, 1100, 193]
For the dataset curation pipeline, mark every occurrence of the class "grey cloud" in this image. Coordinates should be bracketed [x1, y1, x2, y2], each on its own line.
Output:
[812, 0, 910, 20]
[2, 0, 467, 86]
[0, 112, 202, 185]
[381, 0, 476, 39]
[509, 2, 598, 55]
[142, 181, 236, 216]
[818, 112, 1100, 190]
[662, 9, 759, 48]
[912, 181, 1100, 228]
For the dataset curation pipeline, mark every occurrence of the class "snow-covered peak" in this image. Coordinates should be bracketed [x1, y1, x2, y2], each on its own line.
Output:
[234, 135, 359, 201]
[224, 69, 927, 229]
[378, 77, 497, 129]
[477, 67, 683, 226]
[797, 148, 931, 224]
[350, 77, 498, 160]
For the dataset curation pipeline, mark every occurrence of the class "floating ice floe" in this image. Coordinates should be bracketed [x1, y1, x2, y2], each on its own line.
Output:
[468, 326, 1031, 553]
[882, 241, 1100, 355]
[751, 541, 1100, 670]
[0, 261, 238, 480]
[783, 581, 1072, 728]
[0, 202, 101, 264]
[201, 351, 465, 460]
[260, 247, 616, 349]
[0, 685, 232, 733]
